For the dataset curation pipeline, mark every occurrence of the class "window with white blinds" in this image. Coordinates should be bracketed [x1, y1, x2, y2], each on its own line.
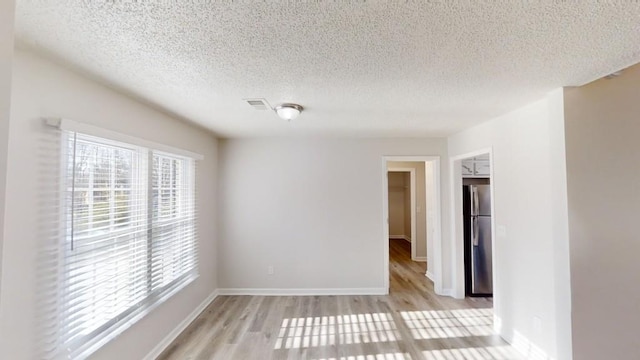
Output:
[54, 131, 198, 359]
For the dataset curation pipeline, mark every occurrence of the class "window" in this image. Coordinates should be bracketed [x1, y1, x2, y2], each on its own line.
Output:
[55, 131, 198, 358]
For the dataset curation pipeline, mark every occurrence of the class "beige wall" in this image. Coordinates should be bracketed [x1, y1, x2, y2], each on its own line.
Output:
[387, 172, 407, 237]
[403, 173, 411, 237]
[0, 0, 15, 306]
[0, 50, 219, 360]
[387, 161, 427, 260]
[564, 64, 640, 359]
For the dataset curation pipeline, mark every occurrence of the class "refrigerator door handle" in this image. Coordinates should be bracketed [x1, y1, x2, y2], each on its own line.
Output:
[473, 186, 480, 217]
[472, 216, 479, 246]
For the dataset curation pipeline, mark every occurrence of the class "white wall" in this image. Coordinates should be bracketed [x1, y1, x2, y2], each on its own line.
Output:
[447, 89, 571, 359]
[548, 88, 572, 360]
[0, 50, 218, 360]
[564, 65, 640, 359]
[0, 0, 16, 306]
[424, 161, 436, 276]
[218, 138, 447, 291]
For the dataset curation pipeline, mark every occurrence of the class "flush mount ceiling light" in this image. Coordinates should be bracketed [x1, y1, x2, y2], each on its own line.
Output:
[274, 103, 303, 121]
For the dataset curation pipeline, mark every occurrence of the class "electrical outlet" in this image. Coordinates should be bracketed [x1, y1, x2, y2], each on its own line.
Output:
[268, 266, 274, 275]
[533, 316, 542, 334]
[497, 225, 507, 238]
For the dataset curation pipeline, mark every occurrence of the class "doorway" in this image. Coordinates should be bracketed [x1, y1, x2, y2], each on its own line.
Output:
[382, 156, 442, 294]
[450, 149, 496, 301]
[387, 167, 417, 260]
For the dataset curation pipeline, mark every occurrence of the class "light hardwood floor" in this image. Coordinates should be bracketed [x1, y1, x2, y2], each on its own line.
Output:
[158, 239, 521, 359]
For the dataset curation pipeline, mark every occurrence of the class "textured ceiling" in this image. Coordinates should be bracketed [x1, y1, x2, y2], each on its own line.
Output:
[14, 1, 640, 138]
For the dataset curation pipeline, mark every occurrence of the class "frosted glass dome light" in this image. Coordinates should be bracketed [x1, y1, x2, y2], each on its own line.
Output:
[274, 103, 303, 121]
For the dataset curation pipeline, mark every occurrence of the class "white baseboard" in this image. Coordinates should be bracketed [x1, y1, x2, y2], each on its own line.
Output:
[413, 256, 427, 262]
[217, 288, 387, 296]
[389, 235, 411, 242]
[143, 289, 219, 360]
[501, 329, 555, 360]
[425, 271, 435, 281]
[437, 288, 454, 297]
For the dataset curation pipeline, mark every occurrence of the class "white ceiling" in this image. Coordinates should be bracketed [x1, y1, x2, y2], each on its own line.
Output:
[14, 1, 640, 138]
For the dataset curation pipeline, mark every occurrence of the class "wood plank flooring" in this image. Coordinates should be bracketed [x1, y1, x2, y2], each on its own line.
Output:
[158, 239, 521, 360]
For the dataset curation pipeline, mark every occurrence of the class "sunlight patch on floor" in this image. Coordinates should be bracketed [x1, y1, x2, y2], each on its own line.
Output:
[423, 345, 523, 359]
[314, 353, 411, 360]
[274, 313, 399, 349]
[401, 308, 494, 340]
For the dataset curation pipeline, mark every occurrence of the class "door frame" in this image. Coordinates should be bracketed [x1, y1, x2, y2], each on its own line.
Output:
[449, 148, 496, 300]
[382, 156, 442, 294]
[387, 167, 417, 260]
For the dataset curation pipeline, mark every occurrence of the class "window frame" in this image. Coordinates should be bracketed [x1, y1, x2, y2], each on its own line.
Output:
[59, 130, 199, 359]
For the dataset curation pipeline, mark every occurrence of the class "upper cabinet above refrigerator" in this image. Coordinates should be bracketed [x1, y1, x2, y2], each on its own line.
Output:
[461, 154, 490, 178]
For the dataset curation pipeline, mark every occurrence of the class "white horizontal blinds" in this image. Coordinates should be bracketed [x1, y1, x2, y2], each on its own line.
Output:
[42, 126, 201, 359]
[150, 152, 198, 291]
[62, 133, 149, 354]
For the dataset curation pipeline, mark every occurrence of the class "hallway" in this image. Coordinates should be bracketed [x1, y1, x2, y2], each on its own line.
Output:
[158, 240, 518, 359]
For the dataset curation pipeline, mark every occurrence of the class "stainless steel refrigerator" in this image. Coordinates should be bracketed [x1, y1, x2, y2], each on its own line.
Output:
[463, 184, 493, 296]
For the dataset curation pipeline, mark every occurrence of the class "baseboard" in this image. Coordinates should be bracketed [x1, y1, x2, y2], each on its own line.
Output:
[217, 288, 387, 296]
[501, 329, 555, 360]
[389, 235, 411, 242]
[143, 289, 219, 360]
[437, 288, 454, 297]
[425, 270, 435, 281]
[413, 256, 427, 262]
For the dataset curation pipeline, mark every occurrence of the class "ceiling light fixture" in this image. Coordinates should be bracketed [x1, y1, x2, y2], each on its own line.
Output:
[274, 103, 303, 121]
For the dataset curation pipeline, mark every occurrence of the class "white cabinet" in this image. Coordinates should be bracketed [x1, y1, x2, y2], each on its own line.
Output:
[461, 160, 474, 176]
[474, 160, 490, 176]
[461, 155, 490, 178]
